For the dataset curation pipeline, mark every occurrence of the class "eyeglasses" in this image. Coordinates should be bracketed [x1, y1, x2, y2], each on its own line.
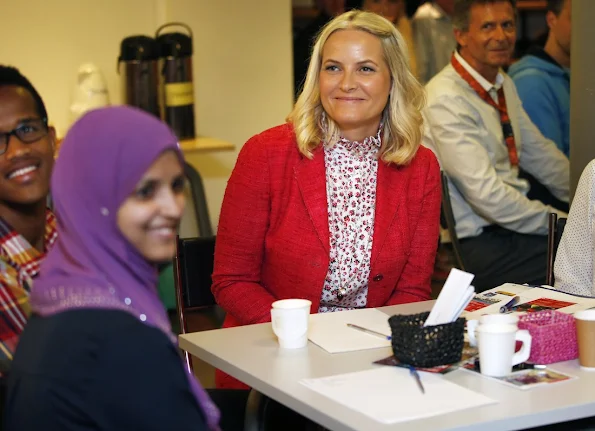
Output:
[0, 118, 49, 155]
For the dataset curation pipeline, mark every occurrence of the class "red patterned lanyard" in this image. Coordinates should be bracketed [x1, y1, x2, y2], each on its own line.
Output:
[450, 54, 519, 166]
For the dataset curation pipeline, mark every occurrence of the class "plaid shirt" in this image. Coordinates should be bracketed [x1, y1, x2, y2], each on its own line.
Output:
[0, 210, 57, 367]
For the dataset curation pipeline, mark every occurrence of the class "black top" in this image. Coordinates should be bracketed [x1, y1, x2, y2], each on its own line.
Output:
[4, 309, 207, 431]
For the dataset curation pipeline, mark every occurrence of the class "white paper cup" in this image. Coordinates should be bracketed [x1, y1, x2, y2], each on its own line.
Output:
[574, 310, 595, 369]
[271, 299, 312, 349]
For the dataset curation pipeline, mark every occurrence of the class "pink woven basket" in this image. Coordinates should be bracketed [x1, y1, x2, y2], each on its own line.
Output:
[518, 310, 578, 364]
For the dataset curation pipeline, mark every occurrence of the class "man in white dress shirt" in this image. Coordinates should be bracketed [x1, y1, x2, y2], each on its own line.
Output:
[422, 0, 569, 291]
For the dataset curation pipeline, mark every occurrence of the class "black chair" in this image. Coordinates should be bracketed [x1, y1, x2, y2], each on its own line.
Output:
[173, 235, 217, 373]
[546, 213, 568, 286]
[173, 236, 273, 431]
[183, 162, 213, 238]
[440, 172, 466, 271]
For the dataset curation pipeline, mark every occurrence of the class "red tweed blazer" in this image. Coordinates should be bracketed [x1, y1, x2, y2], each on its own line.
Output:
[212, 123, 441, 388]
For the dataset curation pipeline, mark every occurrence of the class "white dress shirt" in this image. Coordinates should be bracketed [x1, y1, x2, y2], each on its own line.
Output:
[423, 51, 569, 239]
[554, 160, 595, 296]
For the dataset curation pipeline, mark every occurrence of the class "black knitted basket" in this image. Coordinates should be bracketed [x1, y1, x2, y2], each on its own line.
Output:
[388, 311, 465, 368]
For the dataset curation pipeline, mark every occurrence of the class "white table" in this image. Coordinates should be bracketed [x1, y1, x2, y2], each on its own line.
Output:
[179, 301, 595, 431]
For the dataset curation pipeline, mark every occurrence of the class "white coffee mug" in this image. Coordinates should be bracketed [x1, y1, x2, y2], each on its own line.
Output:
[467, 313, 519, 347]
[270, 299, 312, 349]
[477, 324, 532, 377]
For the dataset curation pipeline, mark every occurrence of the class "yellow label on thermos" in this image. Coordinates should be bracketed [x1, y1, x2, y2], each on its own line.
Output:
[165, 82, 194, 107]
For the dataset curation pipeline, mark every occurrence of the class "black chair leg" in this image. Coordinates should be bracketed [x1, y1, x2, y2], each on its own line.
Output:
[243, 389, 325, 431]
[244, 389, 268, 431]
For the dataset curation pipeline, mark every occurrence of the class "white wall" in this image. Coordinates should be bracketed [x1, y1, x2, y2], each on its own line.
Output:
[164, 0, 294, 228]
[0, 0, 293, 228]
[0, 0, 159, 138]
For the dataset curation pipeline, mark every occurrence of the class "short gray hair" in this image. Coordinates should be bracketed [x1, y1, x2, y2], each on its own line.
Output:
[452, 0, 517, 31]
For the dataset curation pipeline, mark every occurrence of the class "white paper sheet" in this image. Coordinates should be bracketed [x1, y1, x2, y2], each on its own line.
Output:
[307, 308, 391, 353]
[521, 287, 595, 314]
[301, 367, 497, 424]
[462, 283, 595, 320]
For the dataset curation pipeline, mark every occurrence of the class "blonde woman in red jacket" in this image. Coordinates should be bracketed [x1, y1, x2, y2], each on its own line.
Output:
[212, 10, 441, 389]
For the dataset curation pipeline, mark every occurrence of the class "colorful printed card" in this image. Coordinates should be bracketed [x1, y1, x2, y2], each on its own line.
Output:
[373, 343, 478, 374]
[462, 366, 576, 390]
[465, 289, 518, 312]
[510, 298, 575, 313]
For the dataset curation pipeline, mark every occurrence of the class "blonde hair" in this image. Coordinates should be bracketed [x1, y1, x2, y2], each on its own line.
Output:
[287, 10, 425, 166]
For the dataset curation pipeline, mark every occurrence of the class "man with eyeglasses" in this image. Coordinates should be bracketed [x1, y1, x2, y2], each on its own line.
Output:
[0, 66, 57, 373]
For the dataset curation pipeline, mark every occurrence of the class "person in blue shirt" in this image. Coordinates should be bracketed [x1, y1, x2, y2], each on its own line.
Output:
[509, 0, 571, 157]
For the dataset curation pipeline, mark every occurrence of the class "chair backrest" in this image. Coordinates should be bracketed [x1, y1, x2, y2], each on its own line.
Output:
[546, 213, 568, 286]
[173, 235, 217, 373]
[174, 235, 217, 311]
[179, 162, 213, 238]
[440, 172, 466, 270]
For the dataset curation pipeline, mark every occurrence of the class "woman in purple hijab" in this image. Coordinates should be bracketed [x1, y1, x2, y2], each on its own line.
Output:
[3, 106, 221, 430]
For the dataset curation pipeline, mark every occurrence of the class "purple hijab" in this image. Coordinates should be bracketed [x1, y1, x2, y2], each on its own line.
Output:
[30, 106, 220, 430]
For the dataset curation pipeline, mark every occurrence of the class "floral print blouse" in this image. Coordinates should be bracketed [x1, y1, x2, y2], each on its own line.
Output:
[318, 129, 381, 313]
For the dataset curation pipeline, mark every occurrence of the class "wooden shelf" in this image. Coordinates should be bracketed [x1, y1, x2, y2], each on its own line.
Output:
[179, 137, 235, 153]
[55, 136, 234, 155]
[517, 0, 547, 11]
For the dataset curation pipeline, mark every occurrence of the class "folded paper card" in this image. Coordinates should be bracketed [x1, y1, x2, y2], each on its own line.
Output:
[301, 367, 496, 424]
[425, 268, 475, 326]
[308, 308, 391, 353]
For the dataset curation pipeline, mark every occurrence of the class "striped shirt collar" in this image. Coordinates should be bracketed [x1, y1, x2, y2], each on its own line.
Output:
[454, 50, 504, 93]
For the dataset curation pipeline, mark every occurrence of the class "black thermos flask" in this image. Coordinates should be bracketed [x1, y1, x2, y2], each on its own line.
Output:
[155, 23, 196, 140]
[117, 35, 160, 117]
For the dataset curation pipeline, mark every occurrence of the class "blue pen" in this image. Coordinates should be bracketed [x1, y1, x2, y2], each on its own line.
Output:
[409, 366, 425, 394]
[499, 295, 520, 313]
[346, 323, 391, 340]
